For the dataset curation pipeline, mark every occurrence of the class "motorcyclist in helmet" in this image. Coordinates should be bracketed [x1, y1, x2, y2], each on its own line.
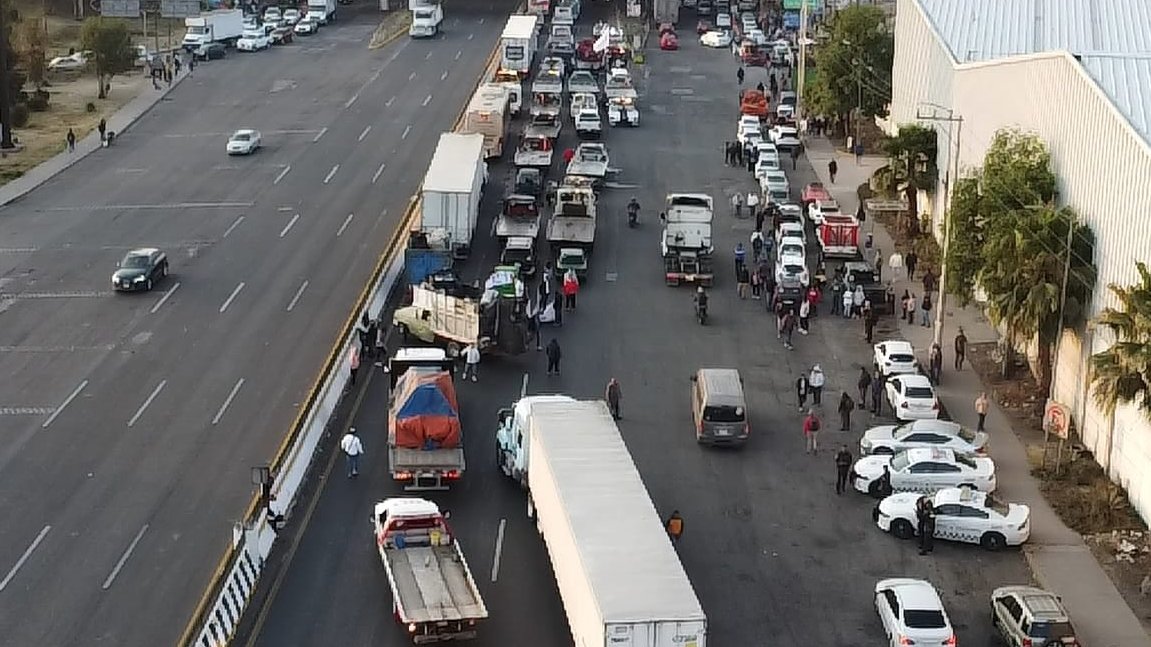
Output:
[694, 285, 709, 311]
[627, 196, 640, 215]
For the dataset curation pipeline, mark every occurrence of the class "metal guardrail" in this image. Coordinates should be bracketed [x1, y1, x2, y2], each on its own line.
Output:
[177, 34, 509, 647]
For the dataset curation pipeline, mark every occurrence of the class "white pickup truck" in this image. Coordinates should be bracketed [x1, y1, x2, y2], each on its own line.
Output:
[566, 142, 610, 181]
[374, 498, 487, 643]
[574, 109, 602, 139]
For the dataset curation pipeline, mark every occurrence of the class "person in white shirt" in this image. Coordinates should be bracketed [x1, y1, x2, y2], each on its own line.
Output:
[746, 191, 760, 215]
[340, 427, 364, 479]
[462, 344, 481, 382]
[887, 250, 904, 281]
[808, 365, 826, 405]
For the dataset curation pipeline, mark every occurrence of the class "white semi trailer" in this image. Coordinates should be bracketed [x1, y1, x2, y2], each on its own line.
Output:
[497, 399, 708, 647]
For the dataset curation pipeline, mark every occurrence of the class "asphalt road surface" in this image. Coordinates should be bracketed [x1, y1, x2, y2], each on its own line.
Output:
[242, 13, 1034, 647]
[0, 3, 516, 645]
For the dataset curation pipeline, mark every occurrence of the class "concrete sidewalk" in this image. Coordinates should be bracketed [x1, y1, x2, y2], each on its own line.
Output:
[803, 135, 1150, 647]
[0, 70, 188, 209]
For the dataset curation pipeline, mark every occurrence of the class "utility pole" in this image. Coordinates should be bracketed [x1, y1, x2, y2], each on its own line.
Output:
[854, 61, 862, 147]
[0, 1, 14, 150]
[796, 0, 809, 121]
[915, 106, 963, 350]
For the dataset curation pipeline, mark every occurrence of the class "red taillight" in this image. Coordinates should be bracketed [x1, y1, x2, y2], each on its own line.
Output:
[395, 471, 413, 482]
[898, 635, 914, 645]
[976, 446, 988, 454]
[944, 635, 957, 647]
[1021, 639, 1031, 647]
[444, 470, 461, 480]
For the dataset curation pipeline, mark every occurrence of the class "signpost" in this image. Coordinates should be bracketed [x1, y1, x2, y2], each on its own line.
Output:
[1043, 399, 1071, 475]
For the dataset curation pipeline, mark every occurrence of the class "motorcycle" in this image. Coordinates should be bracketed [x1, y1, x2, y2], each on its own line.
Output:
[627, 209, 637, 227]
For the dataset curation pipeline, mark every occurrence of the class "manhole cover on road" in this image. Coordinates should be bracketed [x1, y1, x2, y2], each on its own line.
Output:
[605, 272, 618, 282]
[670, 88, 695, 96]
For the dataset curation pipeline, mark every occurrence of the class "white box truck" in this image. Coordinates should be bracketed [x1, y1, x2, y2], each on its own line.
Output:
[421, 133, 486, 259]
[182, 9, 244, 51]
[307, 0, 337, 25]
[499, 14, 539, 78]
[503, 399, 708, 647]
[409, 0, 443, 37]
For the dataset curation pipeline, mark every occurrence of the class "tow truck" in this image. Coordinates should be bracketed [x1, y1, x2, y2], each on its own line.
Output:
[514, 133, 554, 168]
[525, 108, 562, 141]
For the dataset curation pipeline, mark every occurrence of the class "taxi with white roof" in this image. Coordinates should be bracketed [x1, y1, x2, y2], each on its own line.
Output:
[852, 447, 997, 497]
[874, 487, 1030, 550]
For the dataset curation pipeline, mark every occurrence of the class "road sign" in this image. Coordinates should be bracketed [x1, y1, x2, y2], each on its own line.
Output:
[160, 0, 200, 17]
[1044, 399, 1071, 440]
[99, 0, 141, 17]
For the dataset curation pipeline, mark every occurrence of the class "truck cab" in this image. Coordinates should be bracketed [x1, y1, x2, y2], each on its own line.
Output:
[409, 2, 444, 37]
[496, 395, 578, 486]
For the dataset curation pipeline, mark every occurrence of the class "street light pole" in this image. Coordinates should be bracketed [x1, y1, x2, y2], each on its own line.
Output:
[915, 106, 963, 350]
[796, 0, 810, 122]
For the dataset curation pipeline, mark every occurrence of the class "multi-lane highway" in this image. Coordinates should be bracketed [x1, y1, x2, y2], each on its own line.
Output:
[0, 3, 517, 645]
[239, 11, 1039, 646]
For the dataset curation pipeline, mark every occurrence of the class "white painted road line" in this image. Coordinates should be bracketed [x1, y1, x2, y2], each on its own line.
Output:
[358, 125, 372, 142]
[127, 380, 167, 428]
[344, 93, 359, 109]
[422, 94, 432, 107]
[0, 525, 51, 592]
[149, 281, 181, 314]
[286, 280, 309, 312]
[402, 125, 411, 140]
[455, 50, 461, 60]
[479, 17, 485, 24]
[273, 166, 291, 185]
[386, 96, 395, 107]
[102, 524, 149, 590]
[372, 162, 387, 184]
[441, 70, 448, 80]
[490, 518, 506, 582]
[219, 282, 246, 314]
[312, 127, 328, 143]
[211, 379, 245, 425]
[425, 50, 432, 60]
[323, 165, 340, 185]
[280, 214, 301, 238]
[336, 213, 355, 237]
[408, 71, 416, 81]
[42, 202, 253, 212]
[41, 380, 87, 429]
[520, 372, 530, 398]
[223, 215, 245, 238]
[467, 33, 474, 40]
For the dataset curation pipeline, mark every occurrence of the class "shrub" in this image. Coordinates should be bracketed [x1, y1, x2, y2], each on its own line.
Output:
[11, 103, 29, 127]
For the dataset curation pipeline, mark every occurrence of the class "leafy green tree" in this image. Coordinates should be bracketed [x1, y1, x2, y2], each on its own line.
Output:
[80, 17, 134, 99]
[877, 124, 937, 237]
[944, 177, 983, 305]
[808, 5, 893, 128]
[981, 128, 1058, 211]
[1091, 263, 1151, 420]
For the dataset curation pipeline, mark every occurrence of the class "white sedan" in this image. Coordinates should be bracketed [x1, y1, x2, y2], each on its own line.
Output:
[770, 124, 802, 150]
[226, 129, 262, 155]
[852, 447, 997, 497]
[700, 30, 732, 48]
[775, 254, 809, 286]
[294, 18, 318, 35]
[875, 579, 957, 647]
[875, 487, 1030, 550]
[237, 32, 271, 51]
[874, 340, 918, 377]
[48, 51, 91, 71]
[760, 170, 789, 202]
[860, 419, 989, 456]
[886, 374, 940, 421]
[282, 8, 301, 24]
[753, 156, 780, 178]
[775, 221, 805, 247]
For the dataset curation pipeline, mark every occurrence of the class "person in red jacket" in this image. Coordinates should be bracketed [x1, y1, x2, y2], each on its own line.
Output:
[803, 409, 822, 455]
[562, 269, 580, 311]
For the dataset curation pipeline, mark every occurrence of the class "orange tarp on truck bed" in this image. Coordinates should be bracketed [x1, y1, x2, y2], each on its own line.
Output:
[388, 370, 462, 450]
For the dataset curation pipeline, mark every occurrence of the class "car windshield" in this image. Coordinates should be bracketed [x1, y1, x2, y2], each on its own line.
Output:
[503, 249, 530, 262]
[1030, 621, 1076, 638]
[890, 452, 910, 472]
[122, 254, 149, 268]
[782, 264, 804, 274]
[703, 405, 744, 423]
[232, 133, 251, 141]
[904, 609, 947, 629]
[889, 353, 915, 363]
[781, 245, 802, 257]
[906, 386, 935, 398]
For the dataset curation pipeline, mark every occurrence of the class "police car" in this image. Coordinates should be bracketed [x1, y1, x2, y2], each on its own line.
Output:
[860, 419, 989, 456]
[851, 447, 997, 497]
[874, 487, 1030, 550]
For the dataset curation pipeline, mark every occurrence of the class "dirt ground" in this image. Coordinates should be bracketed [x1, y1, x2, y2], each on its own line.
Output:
[966, 342, 1151, 630]
[0, 72, 149, 185]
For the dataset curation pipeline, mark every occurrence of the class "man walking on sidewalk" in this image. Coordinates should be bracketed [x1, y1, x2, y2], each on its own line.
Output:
[905, 249, 919, 281]
[803, 409, 821, 454]
[857, 368, 872, 404]
[834, 445, 853, 494]
[546, 338, 563, 376]
[340, 427, 364, 479]
[975, 392, 990, 432]
[605, 377, 622, 419]
[809, 365, 826, 405]
[828, 159, 838, 183]
[66, 128, 76, 152]
[954, 327, 968, 370]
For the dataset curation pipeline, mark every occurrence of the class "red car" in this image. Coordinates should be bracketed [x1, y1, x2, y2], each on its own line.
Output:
[660, 32, 679, 50]
[802, 182, 832, 205]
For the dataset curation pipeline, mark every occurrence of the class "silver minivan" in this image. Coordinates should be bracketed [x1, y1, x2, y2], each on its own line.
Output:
[690, 368, 750, 446]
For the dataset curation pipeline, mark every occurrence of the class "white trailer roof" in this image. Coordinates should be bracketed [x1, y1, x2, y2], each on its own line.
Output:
[423, 133, 485, 194]
[501, 13, 538, 40]
[531, 401, 706, 623]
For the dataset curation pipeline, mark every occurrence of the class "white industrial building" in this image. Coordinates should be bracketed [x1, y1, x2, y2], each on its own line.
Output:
[888, 0, 1151, 520]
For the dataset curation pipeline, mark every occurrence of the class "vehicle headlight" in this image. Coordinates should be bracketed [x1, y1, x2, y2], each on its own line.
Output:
[111, 274, 119, 282]
[133, 275, 146, 282]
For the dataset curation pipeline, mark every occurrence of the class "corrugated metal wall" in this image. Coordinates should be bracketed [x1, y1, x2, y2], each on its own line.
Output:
[890, 3, 1151, 522]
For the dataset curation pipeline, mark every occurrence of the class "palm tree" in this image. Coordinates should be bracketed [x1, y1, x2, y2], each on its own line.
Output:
[1091, 262, 1151, 420]
[877, 124, 937, 237]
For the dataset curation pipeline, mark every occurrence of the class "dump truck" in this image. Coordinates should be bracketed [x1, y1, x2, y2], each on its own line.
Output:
[393, 280, 528, 357]
[661, 193, 714, 286]
[373, 497, 488, 643]
[493, 398, 708, 647]
[386, 348, 464, 490]
[546, 184, 596, 256]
